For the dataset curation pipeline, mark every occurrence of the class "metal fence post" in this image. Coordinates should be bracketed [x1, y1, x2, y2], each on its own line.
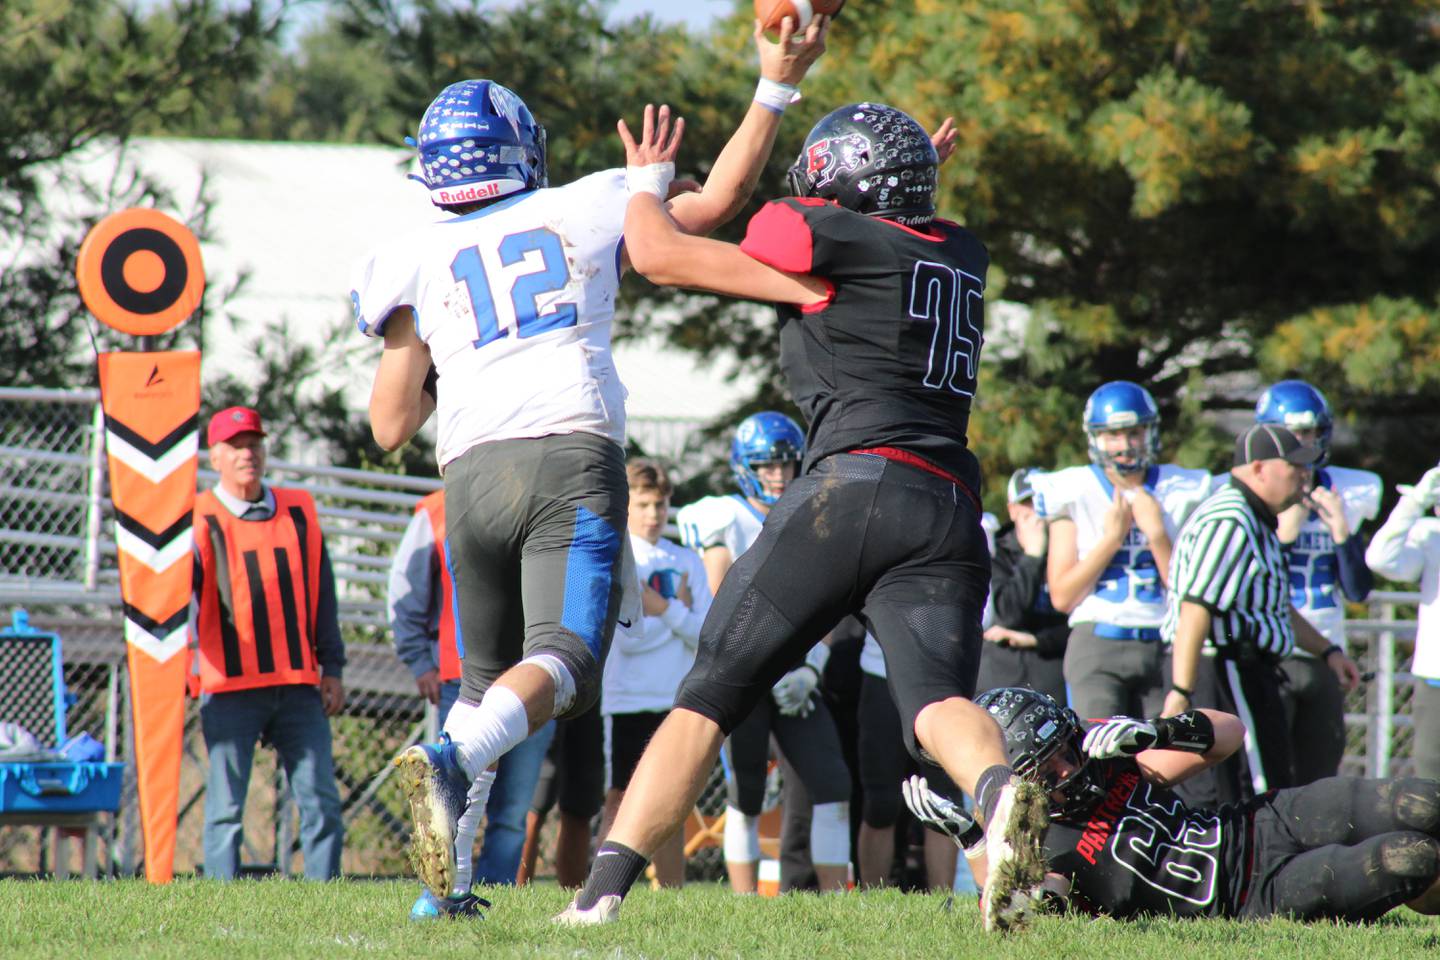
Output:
[1377, 599, 1397, 778]
[82, 401, 106, 591]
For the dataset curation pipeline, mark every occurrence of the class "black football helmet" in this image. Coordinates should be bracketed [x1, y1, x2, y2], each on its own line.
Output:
[786, 102, 940, 225]
[974, 687, 1105, 820]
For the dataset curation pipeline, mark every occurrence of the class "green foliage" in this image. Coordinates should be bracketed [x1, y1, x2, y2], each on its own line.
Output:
[1, 878, 1438, 960]
[0, 0, 280, 389]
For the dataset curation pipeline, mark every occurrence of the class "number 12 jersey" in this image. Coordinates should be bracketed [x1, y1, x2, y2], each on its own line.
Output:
[350, 170, 629, 468]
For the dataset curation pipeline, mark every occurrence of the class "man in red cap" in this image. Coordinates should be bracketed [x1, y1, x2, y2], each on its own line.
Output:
[191, 406, 348, 879]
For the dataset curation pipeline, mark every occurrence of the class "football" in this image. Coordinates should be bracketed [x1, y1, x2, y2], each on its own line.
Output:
[755, 0, 847, 33]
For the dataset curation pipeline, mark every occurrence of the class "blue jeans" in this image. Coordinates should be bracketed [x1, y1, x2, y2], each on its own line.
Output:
[437, 681, 556, 886]
[200, 684, 344, 880]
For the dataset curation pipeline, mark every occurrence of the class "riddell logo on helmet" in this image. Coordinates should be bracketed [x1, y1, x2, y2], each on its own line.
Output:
[436, 182, 504, 204]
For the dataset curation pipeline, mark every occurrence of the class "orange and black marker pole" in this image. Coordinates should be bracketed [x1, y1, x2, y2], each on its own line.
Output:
[78, 208, 205, 883]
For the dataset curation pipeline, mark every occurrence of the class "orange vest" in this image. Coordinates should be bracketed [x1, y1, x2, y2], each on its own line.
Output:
[416, 491, 461, 682]
[193, 488, 323, 693]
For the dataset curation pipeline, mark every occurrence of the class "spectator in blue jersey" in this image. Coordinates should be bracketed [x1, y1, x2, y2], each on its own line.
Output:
[387, 490, 556, 918]
[1254, 380, 1380, 785]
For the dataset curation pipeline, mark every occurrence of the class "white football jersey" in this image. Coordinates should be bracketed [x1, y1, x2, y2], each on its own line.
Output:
[1282, 465, 1381, 648]
[1036, 464, 1211, 628]
[351, 170, 629, 467]
[675, 495, 767, 562]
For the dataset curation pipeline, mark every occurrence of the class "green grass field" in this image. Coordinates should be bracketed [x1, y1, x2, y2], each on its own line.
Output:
[2, 878, 1438, 960]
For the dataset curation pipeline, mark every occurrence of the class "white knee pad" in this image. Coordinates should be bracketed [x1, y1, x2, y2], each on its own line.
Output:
[810, 801, 851, 866]
[520, 653, 576, 717]
[723, 806, 761, 864]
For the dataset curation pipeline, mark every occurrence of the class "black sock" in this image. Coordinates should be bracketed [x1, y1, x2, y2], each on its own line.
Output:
[975, 763, 1014, 825]
[574, 841, 650, 909]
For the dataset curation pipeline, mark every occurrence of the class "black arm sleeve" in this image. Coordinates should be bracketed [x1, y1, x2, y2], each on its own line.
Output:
[314, 541, 346, 677]
[992, 551, 1046, 629]
[1333, 535, 1373, 602]
[1033, 623, 1070, 659]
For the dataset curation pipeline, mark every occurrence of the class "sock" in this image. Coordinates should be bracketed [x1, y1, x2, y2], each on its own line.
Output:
[449, 685, 531, 780]
[450, 768, 495, 895]
[975, 763, 1014, 825]
[573, 840, 650, 910]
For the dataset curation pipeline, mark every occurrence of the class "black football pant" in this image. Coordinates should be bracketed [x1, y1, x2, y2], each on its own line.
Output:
[1243, 777, 1440, 921]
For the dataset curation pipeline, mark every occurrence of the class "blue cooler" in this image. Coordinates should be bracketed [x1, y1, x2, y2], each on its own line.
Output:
[0, 610, 124, 814]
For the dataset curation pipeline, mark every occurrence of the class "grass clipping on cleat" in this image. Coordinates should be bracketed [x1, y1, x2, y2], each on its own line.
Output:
[982, 779, 1050, 935]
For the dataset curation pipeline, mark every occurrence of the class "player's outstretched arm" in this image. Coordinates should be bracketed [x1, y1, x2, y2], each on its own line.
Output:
[665, 16, 829, 237]
[618, 104, 829, 305]
[368, 307, 436, 451]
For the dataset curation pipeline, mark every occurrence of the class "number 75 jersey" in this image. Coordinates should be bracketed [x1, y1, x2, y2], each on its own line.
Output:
[350, 170, 629, 468]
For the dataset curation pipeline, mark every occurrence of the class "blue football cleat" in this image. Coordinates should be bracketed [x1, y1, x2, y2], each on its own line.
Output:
[393, 733, 471, 898]
[409, 888, 491, 921]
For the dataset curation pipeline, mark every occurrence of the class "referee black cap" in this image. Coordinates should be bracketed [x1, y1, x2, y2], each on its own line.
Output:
[1234, 424, 1322, 467]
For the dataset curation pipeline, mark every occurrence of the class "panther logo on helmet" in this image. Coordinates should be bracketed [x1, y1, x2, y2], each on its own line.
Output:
[804, 133, 872, 190]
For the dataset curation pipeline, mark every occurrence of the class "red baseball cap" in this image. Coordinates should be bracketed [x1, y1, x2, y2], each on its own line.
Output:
[207, 406, 267, 446]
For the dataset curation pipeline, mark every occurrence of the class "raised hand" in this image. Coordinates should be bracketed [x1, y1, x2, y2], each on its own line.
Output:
[1306, 485, 1351, 542]
[617, 103, 685, 169]
[755, 15, 830, 86]
[930, 116, 958, 165]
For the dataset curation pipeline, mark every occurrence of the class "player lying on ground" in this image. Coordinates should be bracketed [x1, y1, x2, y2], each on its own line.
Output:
[905, 687, 1440, 922]
[555, 95, 1050, 934]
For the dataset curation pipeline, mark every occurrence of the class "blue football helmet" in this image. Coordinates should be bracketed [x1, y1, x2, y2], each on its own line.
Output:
[731, 412, 805, 505]
[1255, 380, 1332, 466]
[411, 79, 547, 208]
[1083, 380, 1160, 475]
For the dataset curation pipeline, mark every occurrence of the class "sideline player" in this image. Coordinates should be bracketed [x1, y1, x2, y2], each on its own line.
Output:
[1254, 380, 1379, 784]
[354, 17, 832, 903]
[1039, 382, 1210, 721]
[676, 412, 852, 894]
[908, 687, 1440, 922]
[557, 102, 1050, 934]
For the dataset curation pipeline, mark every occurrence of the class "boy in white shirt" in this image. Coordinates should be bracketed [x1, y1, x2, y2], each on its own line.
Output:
[598, 460, 710, 886]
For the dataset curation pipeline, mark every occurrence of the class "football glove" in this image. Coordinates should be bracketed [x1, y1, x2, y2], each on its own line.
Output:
[771, 665, 819, 717]
[901, 775, 985, 855]
[1081, 717, 1158, 759]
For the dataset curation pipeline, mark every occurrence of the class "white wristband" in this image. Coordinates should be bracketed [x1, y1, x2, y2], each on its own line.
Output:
[754, 77, 800, 114]
[625, 162, 675, 199]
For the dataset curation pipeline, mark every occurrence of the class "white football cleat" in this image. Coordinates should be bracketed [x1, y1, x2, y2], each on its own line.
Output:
[553, 894, 622, 926]
[981, 778, 1049, 934]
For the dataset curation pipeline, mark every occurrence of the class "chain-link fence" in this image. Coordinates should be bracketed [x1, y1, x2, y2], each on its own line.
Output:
[0, 387, 1428, 881]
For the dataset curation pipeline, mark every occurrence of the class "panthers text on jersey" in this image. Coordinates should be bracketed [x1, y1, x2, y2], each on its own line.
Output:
[738, 197, 989, 495]
[1036, 464, 1212, 629]
[1043, 756, 1250, 919]
[350, 170, 629, 467]
[1281, 465, 1380, 648]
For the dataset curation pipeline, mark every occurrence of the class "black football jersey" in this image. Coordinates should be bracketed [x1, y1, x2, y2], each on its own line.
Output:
[740, 198, 988, 493]
[1043, 758, 1252, 919]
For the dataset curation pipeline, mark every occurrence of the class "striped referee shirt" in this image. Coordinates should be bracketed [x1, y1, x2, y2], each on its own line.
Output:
[1162, 476, 1294, 657]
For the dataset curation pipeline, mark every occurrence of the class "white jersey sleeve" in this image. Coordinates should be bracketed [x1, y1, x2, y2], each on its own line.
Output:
[675, 495, 766, 559]
[350, 170, 630, 466]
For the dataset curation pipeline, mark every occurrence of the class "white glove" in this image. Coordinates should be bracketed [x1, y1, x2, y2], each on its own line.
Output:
[1398, 466, 1440, 510]
[1081, 717, 1159, 759]
[901, 775, 983, 854]
[771, 665, 819, 717]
